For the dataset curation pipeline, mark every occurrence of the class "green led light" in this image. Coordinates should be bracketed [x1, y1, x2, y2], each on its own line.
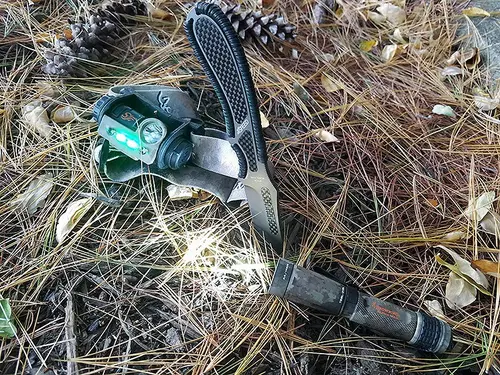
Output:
[126, 139, 139, 149]
[116, 133, 126, 142]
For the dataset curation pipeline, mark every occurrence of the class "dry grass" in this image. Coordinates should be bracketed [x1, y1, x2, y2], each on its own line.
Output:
[1, 0, 500, 374]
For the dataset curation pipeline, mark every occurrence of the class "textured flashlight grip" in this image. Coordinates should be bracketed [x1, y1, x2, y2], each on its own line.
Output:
[348, 294, 417, 342]
[348, 294, 451, 353]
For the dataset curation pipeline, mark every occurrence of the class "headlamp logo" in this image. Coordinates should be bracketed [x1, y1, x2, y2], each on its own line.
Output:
[121, 112, 137, 122]
[158, 92, 173, 115]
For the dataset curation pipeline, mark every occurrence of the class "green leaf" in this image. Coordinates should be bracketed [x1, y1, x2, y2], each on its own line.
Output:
[0, 299, 17, 338]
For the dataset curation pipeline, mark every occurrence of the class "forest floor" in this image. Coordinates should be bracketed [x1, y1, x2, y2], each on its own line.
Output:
[1, 0, 500, 374]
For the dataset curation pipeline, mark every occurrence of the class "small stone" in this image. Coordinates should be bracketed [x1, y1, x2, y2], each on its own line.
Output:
[165, 327, 183, 352]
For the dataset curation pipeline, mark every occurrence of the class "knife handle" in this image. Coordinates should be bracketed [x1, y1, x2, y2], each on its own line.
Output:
[185, 2, 266, 178]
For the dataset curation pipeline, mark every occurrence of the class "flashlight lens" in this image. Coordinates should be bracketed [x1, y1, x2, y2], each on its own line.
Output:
[116, 133, 126, 142]
[140, 119, 166, 144]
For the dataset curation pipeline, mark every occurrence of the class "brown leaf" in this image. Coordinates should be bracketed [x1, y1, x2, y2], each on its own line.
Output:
[446, 48, 481, 69]
[426, 198, 439, 207]
[472, 259, 500, 274]
[63, 29, 73, 39]
[462, 7, 491, 17]
[261, 0, 275, 7]
[151, 8, 174, 21]
[198, 190, 213, 201]
[381, 44, 402, 62]
[321, 73, 342, 92]
[52, 105, 77, 123]
[23, 101, 51, 139]
[35, 32, 52, 44]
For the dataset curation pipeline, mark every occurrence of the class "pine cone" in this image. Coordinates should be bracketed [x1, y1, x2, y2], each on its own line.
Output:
[41, 0, 147, 76]
[98, 0, 148, 24]
[312, 0, 337, 24]
[221, 4, 297, 46]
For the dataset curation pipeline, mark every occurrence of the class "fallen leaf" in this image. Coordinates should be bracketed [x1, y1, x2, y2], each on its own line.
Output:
[63, 28, 72, 39]
[0, 299, 16, 338]
[275, 127, 298, 141]
[321, 73, 342, 92]
[464, 191, 495, 221]
[446, 48, 480, 69]
[426, 198, 439, 207]
[376, 3, 405, 26]
[52, 105, 77, 123]
[293, 82, 311, 101]
[360, 39, 378, 52]
[56, 198, 93, 243]
[441, 66, 463, 76]
[462, 7, 491, 17]
[391, 28, 408, 44]
[314, 129, 339, 143]
[411, 46, 428, 57]
[352, 105, 366, 116]
[319, 53, 335, 63]
[198, 190, 213, 201]
[10, 173, 53, 216]
[167, 185, 197, 201]
[22, 100, 51, 139]
[432, 104, 456, 117]
[261, 0, 275, 6]
[367, 10, 386, 25]
[260, 111, 269, 128]
[445, 271, 477, 309]
[443, 231, 467, 241]
[472, 259, 500, 274]
[474, 95, 499, 111]
[381, 44, 400, 62]
[480, 211, 500, 236]
[151, 8, 174, 21]
[435, 245, 491, 297]
[424, 300, 445, 318]
[34, 32, 52, 44]
[35, 80, 57, 98]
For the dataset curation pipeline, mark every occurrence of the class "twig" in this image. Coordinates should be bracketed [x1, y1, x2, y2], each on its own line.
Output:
[65, 292, 79, 375]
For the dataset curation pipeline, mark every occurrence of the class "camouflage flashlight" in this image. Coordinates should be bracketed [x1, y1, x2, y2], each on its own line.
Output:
[269, 258, 452, 354]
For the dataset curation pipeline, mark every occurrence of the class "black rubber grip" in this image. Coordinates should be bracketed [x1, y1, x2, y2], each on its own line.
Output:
[349, 294, 418, 342]
[185, 2, 267, 166]
[232, 144, 247, 179]
[410, 313, 452, 353]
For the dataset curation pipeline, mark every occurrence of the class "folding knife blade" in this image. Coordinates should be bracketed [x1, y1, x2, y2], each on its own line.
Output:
[185, 2, 282, 249]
